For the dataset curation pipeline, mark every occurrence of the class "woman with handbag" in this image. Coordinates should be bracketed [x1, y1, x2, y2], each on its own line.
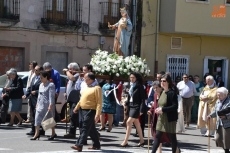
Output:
[31, 71, 56, 140]
[208, 87, 230, 153]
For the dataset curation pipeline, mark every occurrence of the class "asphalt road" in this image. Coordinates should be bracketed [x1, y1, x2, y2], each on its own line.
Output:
[0, 122, 225, 153]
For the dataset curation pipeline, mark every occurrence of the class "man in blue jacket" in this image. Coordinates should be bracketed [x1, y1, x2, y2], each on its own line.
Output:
[43, 62, 61, 121]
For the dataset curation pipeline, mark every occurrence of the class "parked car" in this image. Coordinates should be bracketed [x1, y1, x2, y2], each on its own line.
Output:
[0, 71, 68, 119]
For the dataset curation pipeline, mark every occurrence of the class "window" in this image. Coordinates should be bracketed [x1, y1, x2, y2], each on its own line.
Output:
[22, 76, 28, 88]
[0, 0, 20, 20]
[186, 0, 209, 3]
[41, 0, 82, 26]
[171, 37, 182, 49]
[99, 1, 125, 30]
[166, 55, 189, 81]
[226, 0, 230, 4]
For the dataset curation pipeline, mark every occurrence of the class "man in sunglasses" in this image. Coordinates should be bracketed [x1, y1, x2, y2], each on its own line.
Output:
[23, 65, 43, 136]
[177, 74, 197, 128]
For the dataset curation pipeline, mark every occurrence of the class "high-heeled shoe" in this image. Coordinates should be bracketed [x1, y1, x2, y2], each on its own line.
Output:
[120, 143, 128, 147]
[30, 135, 40, 140]
[17, 120, 24, 126]
[98, 127, 105, 131]
[136, 142, 145, 147]
[48, 134, 57, 140]
[107, 127, 112, 132]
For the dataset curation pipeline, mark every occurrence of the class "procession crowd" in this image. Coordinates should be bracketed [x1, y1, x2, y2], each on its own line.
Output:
[0, 61, 230, 153]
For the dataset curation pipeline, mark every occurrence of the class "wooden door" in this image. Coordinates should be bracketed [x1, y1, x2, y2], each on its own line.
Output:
[47, 0, 67, 24]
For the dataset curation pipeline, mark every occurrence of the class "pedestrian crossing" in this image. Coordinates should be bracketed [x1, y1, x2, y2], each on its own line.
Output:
[23, 148, 225, 153]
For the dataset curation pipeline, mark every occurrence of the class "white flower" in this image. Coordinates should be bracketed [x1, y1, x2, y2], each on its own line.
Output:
[140, 69, 144, 73]
[131, 67, 135, 71]
[106, 67, 110, 72]
[90, 49, 150, 77]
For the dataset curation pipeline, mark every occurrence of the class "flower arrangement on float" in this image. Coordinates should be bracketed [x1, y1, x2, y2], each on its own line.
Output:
[90, 49, 151, 80]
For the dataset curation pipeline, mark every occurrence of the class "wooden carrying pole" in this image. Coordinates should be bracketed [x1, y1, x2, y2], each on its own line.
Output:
[148, 114, 150, 153]
[208, 118, 210, 153]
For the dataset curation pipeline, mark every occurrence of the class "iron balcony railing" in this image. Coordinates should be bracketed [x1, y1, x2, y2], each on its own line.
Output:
[99, 2, 124, 30]
[41, 0, 82, 26]
[0, 0, 20, 21]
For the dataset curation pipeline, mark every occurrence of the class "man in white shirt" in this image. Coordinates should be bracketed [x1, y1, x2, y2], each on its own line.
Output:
[25, 61, 37, 123]
[177, 74, 197, 127]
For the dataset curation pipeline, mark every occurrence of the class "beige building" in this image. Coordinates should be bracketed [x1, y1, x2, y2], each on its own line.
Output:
[0, 0, 128, 74]
[141, 0, 230, 87]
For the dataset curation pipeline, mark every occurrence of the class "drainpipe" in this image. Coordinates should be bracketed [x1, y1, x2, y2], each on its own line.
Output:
[130, 0, 137, 56]
[154, 0, 160, 74]
[88, 0, 90, 28]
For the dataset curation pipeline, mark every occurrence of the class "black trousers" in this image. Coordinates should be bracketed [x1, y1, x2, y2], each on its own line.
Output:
[0, 98, 9, 123]
[54, 97, 60, 122]
[75, 109, 100, 148]
[140, 111, 146, 136]
[152, 131, 178, 153]
[68, 102, 79, 135]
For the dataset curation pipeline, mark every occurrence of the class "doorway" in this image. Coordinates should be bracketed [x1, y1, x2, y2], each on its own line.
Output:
[46, 51, 68, 73]
[203, 56, 229, 87]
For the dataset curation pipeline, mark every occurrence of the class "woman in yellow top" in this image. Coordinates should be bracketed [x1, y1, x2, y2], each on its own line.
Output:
[71, 72, 102, 152]
[197, 75, 218, 136]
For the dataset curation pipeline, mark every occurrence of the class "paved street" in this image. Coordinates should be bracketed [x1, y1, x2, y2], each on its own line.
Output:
[0, 123, 225, 153]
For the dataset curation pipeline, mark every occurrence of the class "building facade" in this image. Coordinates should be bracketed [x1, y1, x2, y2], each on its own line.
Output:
[141, 0, 230, 87]
[0, 0, 128, 74]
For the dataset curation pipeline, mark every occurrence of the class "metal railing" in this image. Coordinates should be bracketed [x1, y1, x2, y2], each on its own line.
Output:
[99, 2, 124, 30]
[0, 0, 20, 21]
[41, 0, 82, 26]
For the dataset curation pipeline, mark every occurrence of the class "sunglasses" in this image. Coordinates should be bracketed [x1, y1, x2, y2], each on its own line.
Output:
[160, 80, 166, 82]
[183, 77, 188, 78]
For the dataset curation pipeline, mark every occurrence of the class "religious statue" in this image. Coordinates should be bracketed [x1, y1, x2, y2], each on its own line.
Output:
[108, 7, 132, 57]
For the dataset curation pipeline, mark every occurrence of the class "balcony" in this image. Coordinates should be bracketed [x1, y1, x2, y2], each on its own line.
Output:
[99, 2, 124, 35]
[0, 0, 20, 22]
[159, 0, 230, 36]
[41, 0, 82, 31]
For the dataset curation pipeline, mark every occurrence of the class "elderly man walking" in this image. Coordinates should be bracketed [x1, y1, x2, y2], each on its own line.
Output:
[63, 62, 81, 138]
[177, 74, 196, 128]
[71, 72, 102, 152]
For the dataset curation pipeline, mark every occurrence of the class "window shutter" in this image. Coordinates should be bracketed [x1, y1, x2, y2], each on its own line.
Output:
[171, 37, 182, 49]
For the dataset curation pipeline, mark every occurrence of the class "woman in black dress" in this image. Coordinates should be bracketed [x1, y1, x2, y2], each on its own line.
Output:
[120, 72, 145, 147]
